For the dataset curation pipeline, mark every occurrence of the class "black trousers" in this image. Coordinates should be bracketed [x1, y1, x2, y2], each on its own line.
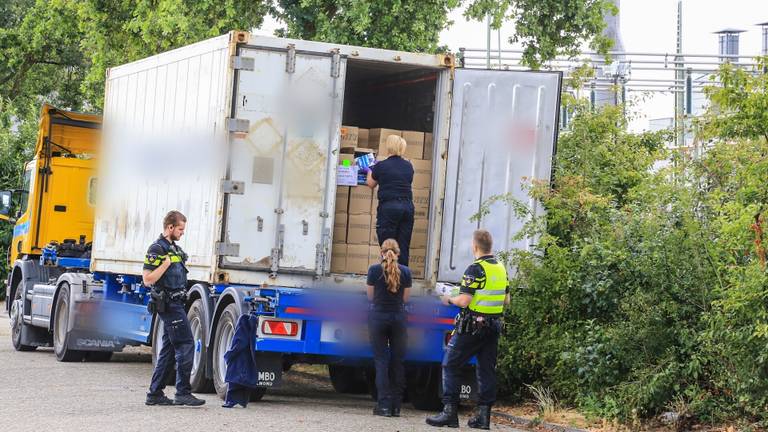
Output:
[368, 310, 408, 408]
[375, 199, 414, 266]
[441, 325, 500, 406]
[148, 301, 194, 397]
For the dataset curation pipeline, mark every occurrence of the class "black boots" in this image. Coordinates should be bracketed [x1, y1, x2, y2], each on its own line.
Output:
[373, 405, 393, 417]
[467, 405, 492, 429]
[426, 403, 459, 428]
[173, 393, 206, 406]
[145, 393, 173, 406]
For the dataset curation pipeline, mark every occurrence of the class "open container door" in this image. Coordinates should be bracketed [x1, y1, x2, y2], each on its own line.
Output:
[438, 69, 561, 282]
[221, 45, 345, 275]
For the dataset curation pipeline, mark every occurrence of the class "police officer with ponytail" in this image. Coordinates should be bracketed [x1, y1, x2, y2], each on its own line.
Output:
[367, 238, 412, 417]
[427, 230, 510, 429]
[144, 210, 205, 407]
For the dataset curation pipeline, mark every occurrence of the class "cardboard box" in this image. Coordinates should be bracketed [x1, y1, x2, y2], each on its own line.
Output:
[411, 220, 428, 249]
[423, 132, 433, 160]
[409, 248, 427, 279]
[358, 128, 369, 149]
[411, 159, 432, 189]
[331, 244, 347, 273]
[402, 131, 425, 160]
[333, 212, 347, 244]
[368, 245, 381, 266]
[349, 186, 373, 214]
[413, 189, 430, 218]
[335, 186, 350, 213]
[369, 128, 401, 157]
[347, 213, 372, 244]
[346, 244, 370, 275]
[340, 125, 358, 150]
[339, 153, 355, 165]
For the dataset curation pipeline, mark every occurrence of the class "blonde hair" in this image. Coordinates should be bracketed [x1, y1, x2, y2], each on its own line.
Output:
[380, 238, 401, 293]
[384, 135, 407, 157]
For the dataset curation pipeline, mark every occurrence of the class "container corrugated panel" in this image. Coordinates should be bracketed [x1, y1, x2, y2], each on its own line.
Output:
[91, 33, 236, 283]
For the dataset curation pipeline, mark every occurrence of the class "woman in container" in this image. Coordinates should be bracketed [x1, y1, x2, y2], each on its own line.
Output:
[367, 238, 412, 417]
[366, 135, 415, 266]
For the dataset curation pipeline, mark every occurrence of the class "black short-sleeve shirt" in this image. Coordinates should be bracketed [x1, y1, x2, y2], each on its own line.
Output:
[370, 156, 413, 202]
[458, 255, 510, 296]
[367, 263, 412, 311]
[143, 241, 166, 271]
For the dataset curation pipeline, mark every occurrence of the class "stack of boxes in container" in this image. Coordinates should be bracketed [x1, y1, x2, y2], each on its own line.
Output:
[331, 125, 433, 278]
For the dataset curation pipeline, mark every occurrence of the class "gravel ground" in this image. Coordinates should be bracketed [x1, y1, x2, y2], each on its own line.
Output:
[0, 302, 522, 432]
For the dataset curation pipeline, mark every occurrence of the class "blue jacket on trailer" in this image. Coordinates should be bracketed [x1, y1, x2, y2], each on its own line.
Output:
[223, 313, 260, 408]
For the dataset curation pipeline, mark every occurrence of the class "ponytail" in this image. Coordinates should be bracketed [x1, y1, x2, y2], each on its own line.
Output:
[380, 239, 401, 294]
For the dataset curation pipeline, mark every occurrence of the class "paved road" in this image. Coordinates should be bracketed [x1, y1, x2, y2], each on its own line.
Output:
[0, 304, 521, 432]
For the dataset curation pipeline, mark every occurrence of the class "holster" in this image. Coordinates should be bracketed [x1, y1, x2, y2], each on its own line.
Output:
[147, 288, 168, 314]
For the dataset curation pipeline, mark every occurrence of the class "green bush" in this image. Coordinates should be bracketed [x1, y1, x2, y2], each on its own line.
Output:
[493, 60, 768, 424]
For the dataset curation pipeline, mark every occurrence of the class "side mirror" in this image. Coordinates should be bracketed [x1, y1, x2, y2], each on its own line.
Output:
[0, 190, 11, 222]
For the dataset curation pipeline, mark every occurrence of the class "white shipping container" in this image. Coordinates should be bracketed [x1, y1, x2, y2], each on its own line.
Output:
[91, 31, 562, 292]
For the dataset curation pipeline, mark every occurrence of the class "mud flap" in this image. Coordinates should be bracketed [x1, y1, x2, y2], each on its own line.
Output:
[67, 330, 124, 352]
[253, 351, 283, 388]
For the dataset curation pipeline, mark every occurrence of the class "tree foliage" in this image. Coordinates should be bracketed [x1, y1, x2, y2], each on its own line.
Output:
[464, 0, 616, 68]
[271, 0, 460, 52]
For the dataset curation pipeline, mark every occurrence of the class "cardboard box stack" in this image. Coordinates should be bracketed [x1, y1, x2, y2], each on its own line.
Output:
[330, 125, 434, 278]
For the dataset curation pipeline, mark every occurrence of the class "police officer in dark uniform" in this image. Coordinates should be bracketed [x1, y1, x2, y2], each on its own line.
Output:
[366, 134, 415, 266]
[144, 210, 205, 406]
[426, 229, 509, 429]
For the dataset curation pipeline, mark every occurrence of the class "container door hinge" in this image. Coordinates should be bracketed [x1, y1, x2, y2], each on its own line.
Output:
[227, 118, 250, 133]
[231, 55, 255, 71]
[221, 179, 245, 195]
[330, 49, 341, 78]
[215, 242, 240, 257]
[286, 44, 296, 74]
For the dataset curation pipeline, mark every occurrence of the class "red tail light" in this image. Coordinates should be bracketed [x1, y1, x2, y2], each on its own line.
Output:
[261, 320, 299, 337]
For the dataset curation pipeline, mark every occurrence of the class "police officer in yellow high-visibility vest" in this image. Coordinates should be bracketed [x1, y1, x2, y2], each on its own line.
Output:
[427, 229, 509, 430]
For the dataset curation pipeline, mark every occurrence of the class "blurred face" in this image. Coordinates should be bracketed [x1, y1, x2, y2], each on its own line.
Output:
[166, 221, 186, 241]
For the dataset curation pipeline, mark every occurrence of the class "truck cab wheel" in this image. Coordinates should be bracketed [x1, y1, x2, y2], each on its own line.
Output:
[187, 299, 214, 393]
[212, 303, 238, 398]
[53, 283, 86, 362]
[10, 280, 36, 352]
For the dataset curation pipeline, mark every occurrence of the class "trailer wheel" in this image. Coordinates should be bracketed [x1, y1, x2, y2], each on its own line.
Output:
[53, 283, 85, 362]
[188, 299, 214, 393]
[407, 365, 442, 411]
[10, 279, 36, 352]
[328, 365, 368, 394]
[212, 303, 238, 398]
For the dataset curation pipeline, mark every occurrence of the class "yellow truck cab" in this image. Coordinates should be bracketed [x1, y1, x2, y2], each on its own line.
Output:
[2, 104, 101, 351]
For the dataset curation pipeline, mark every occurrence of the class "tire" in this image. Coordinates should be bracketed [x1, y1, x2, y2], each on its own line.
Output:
[328, 365, 368, 394]
[10, 279, 36, 352]
[187, 299, 214, 393]
[85, 351, 113, 362]
[212, 303, 238, 399]
[249, 387, 267, 402]
[151, 314, 175, 385]
[407, 365, 442, 411]
[53, 283, 85, 362]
